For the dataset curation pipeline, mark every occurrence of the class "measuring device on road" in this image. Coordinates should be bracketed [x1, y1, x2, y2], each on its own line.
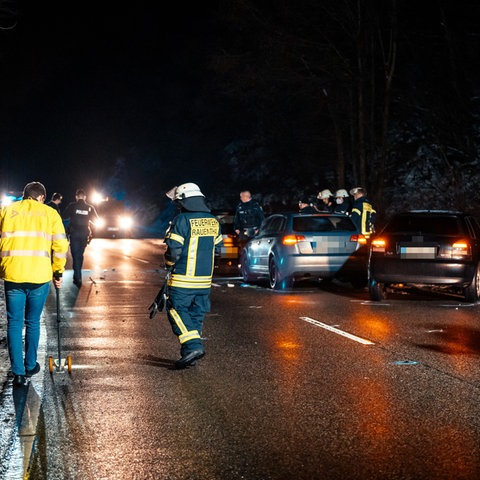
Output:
[49, 272, 73, 374]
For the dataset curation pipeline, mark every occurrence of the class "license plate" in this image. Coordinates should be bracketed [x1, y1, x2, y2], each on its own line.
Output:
[400, 246, 436, 259]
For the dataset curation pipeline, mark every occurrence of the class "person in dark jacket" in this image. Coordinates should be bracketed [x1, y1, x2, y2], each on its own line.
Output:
[349, 186, 376, 237]
[233, 190, 265, 246]
[46, 192, 63, 213]
[315, 189, 334, 212]
[164, 182, 223, 369]
[298, 197, 316, 214]
[62, 189, 99, 287]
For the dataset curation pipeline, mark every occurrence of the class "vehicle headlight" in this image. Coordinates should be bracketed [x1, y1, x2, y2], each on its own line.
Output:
[119, 215, 133, 229]
[95, 218, 106, 228]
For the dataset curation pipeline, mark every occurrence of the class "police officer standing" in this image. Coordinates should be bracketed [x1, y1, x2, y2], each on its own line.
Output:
[350, 186, 376, 238]
[233, 190, 265, 247]
[163, 183, 223, 369]
[62, 189, 99, 287]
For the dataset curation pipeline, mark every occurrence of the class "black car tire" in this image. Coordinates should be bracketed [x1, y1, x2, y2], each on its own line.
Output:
[464, 263, 480, 303]
[369, 278, 385, 301]
[240, 252, 255, 284]
[269, 256, 292, 290]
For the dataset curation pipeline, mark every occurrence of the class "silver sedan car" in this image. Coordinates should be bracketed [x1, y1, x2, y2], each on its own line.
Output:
[240, 213, 368, 289]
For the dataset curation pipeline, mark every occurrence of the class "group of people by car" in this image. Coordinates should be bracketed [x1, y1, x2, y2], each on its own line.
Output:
[298, 187, 376, 238]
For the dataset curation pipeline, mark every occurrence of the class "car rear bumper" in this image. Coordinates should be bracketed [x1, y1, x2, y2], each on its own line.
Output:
[370, 258, 475, 286]
[282, 253, 367, 279]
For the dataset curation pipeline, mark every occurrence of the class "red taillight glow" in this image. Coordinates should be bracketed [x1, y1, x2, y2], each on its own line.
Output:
[452, 240, 470, 256]
[282, 234, 306, 246]
[350, 234, 367, 245]
[371, 238, 386, 252]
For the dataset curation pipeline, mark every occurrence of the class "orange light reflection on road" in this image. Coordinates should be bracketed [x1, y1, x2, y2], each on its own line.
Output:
[350, 307, 394, 343]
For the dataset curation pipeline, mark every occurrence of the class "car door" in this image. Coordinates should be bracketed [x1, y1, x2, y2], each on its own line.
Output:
[247, 215, 286, 275]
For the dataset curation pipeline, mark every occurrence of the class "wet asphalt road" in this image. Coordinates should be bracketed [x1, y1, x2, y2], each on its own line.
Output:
[18, 238, 480, 479]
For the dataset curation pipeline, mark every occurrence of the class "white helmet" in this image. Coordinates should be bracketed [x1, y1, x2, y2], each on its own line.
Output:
[318, 189, 333, 199]
[335, 189, 349, 198]
[174, 182, 204, 200]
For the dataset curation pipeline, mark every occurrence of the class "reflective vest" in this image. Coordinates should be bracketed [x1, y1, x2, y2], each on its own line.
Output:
[0, 199, 69, 283]
[165, 212, 222, 290]
[351, 197, 376, 237]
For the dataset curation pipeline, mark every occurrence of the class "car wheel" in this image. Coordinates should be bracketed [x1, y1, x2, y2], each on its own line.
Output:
[268, 256, 292, 290]
[369, 278, 385, 301]
[464, 263, 480, 302]
[240, 252, 255, 283]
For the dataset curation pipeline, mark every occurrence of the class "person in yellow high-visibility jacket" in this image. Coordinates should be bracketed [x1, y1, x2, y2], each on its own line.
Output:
[0, 181, 69, 387]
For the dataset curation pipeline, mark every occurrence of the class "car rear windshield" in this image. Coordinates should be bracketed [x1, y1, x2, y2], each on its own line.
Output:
[293, 216, 356, 232]
[384, 215, 461, 235]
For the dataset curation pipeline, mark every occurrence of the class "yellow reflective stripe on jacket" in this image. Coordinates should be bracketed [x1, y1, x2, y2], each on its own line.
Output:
[52, 233, 68, 241]
[170, 274, 213, 289]
[1, 250, 50, 258]
[1, 230, 51, 239]
[186, 236, 198, 277]
[168, 232, 184, 244]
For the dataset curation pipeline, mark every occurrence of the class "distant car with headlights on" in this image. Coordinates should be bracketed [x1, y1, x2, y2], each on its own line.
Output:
[212, 210, 241, 275]
[240, 212, 368, 289]
[93, 213, 134, 238]
[369, 210, 480, 302]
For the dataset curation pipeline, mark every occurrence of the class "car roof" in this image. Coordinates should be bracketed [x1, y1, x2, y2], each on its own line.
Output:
[403, 210, 464, 215]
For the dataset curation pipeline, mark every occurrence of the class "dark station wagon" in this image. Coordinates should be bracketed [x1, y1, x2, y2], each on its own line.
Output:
[369, 210, 480, 302]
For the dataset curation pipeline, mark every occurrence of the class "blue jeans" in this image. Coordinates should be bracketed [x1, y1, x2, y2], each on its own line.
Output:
[5, 281, 50, 376]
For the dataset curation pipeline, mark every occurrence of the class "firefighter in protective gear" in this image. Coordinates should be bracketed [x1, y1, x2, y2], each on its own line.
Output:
[316, 189, 334, 212]
[164, 182, 223, 369]
[349, 187, 376, 237]
[333, 189, 351, 214]
[0, 181, 69, 386]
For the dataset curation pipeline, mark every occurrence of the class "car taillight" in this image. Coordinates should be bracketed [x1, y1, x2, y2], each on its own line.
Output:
[371, 238, 386, 252]
[451, 240, 471, 257]
[350, 234, 367, 245]
[222, 235, 234, 246]
[282, 235, 306, 246]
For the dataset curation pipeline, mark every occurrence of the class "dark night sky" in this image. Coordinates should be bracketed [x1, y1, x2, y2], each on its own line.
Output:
[1, 2, 224, 203]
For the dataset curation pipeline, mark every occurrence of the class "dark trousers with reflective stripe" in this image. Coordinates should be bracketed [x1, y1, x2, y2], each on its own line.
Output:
[166, 287, 211, 355]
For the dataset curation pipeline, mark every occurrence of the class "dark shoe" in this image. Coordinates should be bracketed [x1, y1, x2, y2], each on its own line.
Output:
[174, 349, 205, 369]
[26, 362, 40, 377]
[13, 375, 28, 387]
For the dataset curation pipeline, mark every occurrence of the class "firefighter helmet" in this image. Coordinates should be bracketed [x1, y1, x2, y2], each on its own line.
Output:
[349, 186, 366, 196]
[174, 183, 204, 200]
[318, 189, 333, 199]
[335, 189, 349, 198]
